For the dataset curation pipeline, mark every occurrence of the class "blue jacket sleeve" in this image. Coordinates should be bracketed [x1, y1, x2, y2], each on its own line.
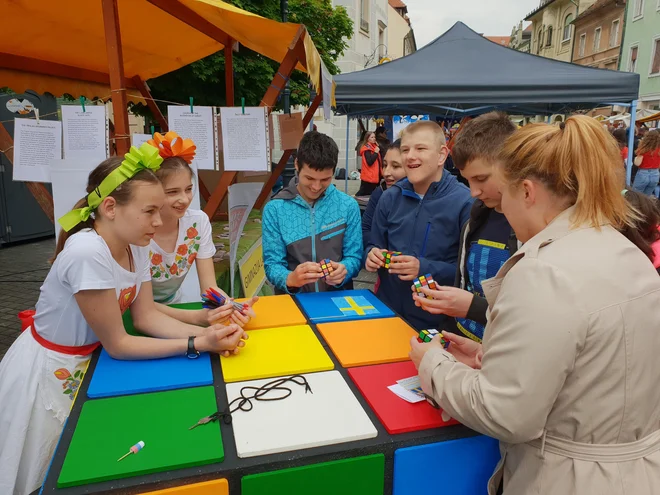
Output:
[337, 199, 364, 287]
[365, 190, 392, 262]
[361, 187, 383, 251]
[262, 202, 291, 292]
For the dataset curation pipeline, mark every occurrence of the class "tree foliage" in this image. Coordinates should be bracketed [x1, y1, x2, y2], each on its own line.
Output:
[132, 0, 352, 120]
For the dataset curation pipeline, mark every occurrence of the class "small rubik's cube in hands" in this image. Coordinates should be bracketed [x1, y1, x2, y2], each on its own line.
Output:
[319, 259, 334, 278]
[418, 328, 440, 343]
[382, 250, 402, 269]
[413, 274, 439, 299]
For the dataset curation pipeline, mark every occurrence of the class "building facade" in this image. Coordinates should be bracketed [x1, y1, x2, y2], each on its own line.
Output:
[572, 0, 626, 70]
[525, 0, 598, 62]
[619, 0, 660, 110]
[387, 0, 416, 60]
[510, 22, 532, 53]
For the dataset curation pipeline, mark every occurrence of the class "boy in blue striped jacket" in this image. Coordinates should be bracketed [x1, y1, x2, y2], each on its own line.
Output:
[262, 131, 363, 294]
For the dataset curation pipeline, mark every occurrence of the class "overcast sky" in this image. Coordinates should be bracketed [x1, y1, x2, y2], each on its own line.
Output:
[404, 0, 541, 48]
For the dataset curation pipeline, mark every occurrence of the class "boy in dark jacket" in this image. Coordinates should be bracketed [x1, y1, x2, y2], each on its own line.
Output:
[365, 121, 473, 330]
[263, 131, 362, 294]
[413, 112, 518, 342]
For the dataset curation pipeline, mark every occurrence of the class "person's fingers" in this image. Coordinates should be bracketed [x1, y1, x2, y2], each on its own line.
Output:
[237, 339, 246, 348]
[221, 350, 230, 357]
[398, 273, 416, 281]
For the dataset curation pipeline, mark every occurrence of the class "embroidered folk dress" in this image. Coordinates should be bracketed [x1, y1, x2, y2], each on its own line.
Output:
[147, 209, 215, 304]
[0, 230, 149, 495]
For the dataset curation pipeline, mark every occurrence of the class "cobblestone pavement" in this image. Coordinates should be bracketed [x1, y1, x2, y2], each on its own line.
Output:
[0, 237, 54, 359]
[0, 237, 375, 360]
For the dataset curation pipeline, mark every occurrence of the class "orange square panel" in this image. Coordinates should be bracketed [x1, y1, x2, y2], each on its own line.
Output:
[140, 479, 228, 495]
[317, 317, 417, 367]
[237, 294, 307, 330]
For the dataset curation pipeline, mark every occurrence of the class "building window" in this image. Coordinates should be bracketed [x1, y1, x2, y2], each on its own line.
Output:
[537, 29, 543, 54]
[629, 45, 639, 72]
[579, 33, 586, 57]
[610, 19, 620, 47]
[360, 0, 369, 33]
[546, 26, 553, 47]
[593, 27, 602, 52]
[634, 0, 645, 18]
[563, 13, 574, 41]
[651, 38, 660, 74]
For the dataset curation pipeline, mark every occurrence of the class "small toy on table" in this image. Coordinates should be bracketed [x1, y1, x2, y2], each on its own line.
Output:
[382, 250, 402, 269]
[417, 329, 450, 349]
[413, 273, 438, 299]
[319, 259, 334, 278]
[117, 441, 145, 462]
[202, 288, 255, 325]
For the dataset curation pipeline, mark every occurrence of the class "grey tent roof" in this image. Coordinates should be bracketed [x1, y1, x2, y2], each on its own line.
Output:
[334, 22, 639, 117]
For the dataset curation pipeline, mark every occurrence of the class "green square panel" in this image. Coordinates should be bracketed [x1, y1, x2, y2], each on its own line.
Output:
[241, 454, 385, 495]
[123, 303, 201, 336]
[58, 386, 223, 488]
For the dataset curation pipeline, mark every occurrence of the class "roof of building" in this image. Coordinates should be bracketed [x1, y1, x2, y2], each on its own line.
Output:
[524, 24, 534, 33]
[575, 0, 623, 22]
[485, 36, 511, 46]
[388, 0, 408, 8]
[525, 0, 560, 21]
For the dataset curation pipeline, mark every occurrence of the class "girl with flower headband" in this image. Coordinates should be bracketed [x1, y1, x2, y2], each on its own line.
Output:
[0, 144, 248, 495]
[143, 132, 257, 327]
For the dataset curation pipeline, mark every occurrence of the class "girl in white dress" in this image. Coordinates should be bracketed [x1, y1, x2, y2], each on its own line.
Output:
[145, 132, 257, 326]
[0, 144, 247, 495]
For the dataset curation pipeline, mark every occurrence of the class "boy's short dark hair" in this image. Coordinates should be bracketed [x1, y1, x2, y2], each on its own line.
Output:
[451, 112, 516, 170]
[296, 131, 339, 171]
[385, 139, 401, 154]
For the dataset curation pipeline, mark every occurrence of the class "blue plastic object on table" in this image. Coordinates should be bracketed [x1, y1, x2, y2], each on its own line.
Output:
[393, 435, 500, 495]
[87, 349, 213, 398]
[295, 289, 394, 323]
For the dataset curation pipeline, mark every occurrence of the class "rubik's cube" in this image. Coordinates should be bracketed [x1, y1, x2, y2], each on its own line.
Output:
[413, 273, 438, 298]
[382, 250, 402, 269]
[418, 328, 440, 343]
[319, 259, 334, 278]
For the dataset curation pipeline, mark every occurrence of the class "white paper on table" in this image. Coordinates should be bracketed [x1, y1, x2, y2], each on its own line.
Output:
[50, 161, 93, 242]
[167, 105, 215, 170]
[220, 106, 269, 172]
[131, 133, 152, 148]
[228, 182, 263, 293]
[61, 105, 108, 160]
[388, 384, 425, 404]
[12, 118, 62, 182]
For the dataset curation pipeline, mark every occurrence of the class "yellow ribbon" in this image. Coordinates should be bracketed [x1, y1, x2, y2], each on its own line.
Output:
[58, 143, 163, 232]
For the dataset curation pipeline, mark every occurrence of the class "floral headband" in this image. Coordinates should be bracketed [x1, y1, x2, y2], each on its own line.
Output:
[147, 131, 196, 164]
[58, 143, 163, 232]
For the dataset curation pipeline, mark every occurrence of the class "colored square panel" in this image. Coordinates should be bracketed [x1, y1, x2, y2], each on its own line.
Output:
[123, 303, 201, 337]
[348, 361, 458, 434]
[87, 349, 212, 398]
[227, 371, 377, 458]
[241, 455, 385, 495]
[393, 436, 500, 495]
[236, 294, 308, 330]
[296, 290, 394, 323]
[58, 387, 223, 488]
[220, 325, 334, 383]
[140, 479, 228, 495]
[317, 318, 417, 367]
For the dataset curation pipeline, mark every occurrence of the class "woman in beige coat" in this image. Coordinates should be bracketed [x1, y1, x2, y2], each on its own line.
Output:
[410, 115, 660, 495]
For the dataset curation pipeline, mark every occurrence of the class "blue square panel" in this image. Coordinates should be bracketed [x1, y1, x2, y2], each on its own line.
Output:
[296, 290, 394, 323]
[87, 349, 213, 398]
[393, 435, 500, 495]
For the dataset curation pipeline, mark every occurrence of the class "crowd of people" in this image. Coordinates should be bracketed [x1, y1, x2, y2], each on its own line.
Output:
[1, 113, 660, 495]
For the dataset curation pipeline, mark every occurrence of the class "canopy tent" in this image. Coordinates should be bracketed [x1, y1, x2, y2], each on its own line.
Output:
[0, 0, 328, 220]
[638, 111, 660, 125]
[334, 22, 639, 117]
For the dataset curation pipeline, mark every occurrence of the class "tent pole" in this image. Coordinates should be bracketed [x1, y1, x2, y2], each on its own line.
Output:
[626, 99, 638, 186]
[345, 115, 350, 193]
[101, 0, 130, 156]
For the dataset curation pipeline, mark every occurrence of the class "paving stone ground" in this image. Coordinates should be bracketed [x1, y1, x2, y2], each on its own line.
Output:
[0, 235, 375, 360]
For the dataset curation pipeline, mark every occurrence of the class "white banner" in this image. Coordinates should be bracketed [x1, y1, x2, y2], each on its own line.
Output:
[228, 182, 264, 294]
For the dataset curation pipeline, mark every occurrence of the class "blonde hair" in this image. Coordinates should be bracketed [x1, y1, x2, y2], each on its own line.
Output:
[499, 115, 635, 230]
[401, 121, 447, 150]
[637, 130, 660, 156]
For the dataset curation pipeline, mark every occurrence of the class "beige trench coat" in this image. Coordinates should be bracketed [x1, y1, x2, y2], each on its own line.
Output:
[419, 206, 660, 494]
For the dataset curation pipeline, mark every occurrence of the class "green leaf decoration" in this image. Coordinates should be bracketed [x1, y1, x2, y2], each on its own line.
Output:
[196, 236, 201, 240]
[74, 370, 81, 378]
[193, 222, 197, 227]
[63, 389, 72, 395]
[154, 271, 161, 278]
[193, 243, 200, 251]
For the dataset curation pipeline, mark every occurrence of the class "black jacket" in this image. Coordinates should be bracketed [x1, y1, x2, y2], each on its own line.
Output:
[454, 199, 518, 326]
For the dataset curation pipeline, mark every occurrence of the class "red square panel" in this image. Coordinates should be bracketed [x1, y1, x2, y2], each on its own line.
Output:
[348, 361, 458, 434]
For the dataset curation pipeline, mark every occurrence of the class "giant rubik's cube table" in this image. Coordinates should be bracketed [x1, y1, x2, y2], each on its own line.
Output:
[41, 291, 500, 495]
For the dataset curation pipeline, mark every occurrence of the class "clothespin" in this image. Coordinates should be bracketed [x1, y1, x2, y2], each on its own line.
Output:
[189, 97, 194, 114]
[80, 96, 86, 113]
[241, 97, 245, 115]
[150, 125, 155, 135]
[34, 108, 40, 124]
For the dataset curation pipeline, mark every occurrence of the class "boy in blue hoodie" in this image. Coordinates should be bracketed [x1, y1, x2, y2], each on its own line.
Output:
[263, 131, 362, 294]
[365, 121, 473, 330]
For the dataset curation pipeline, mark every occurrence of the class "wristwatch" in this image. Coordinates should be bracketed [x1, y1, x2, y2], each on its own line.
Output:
[187, 336, 200, 359]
